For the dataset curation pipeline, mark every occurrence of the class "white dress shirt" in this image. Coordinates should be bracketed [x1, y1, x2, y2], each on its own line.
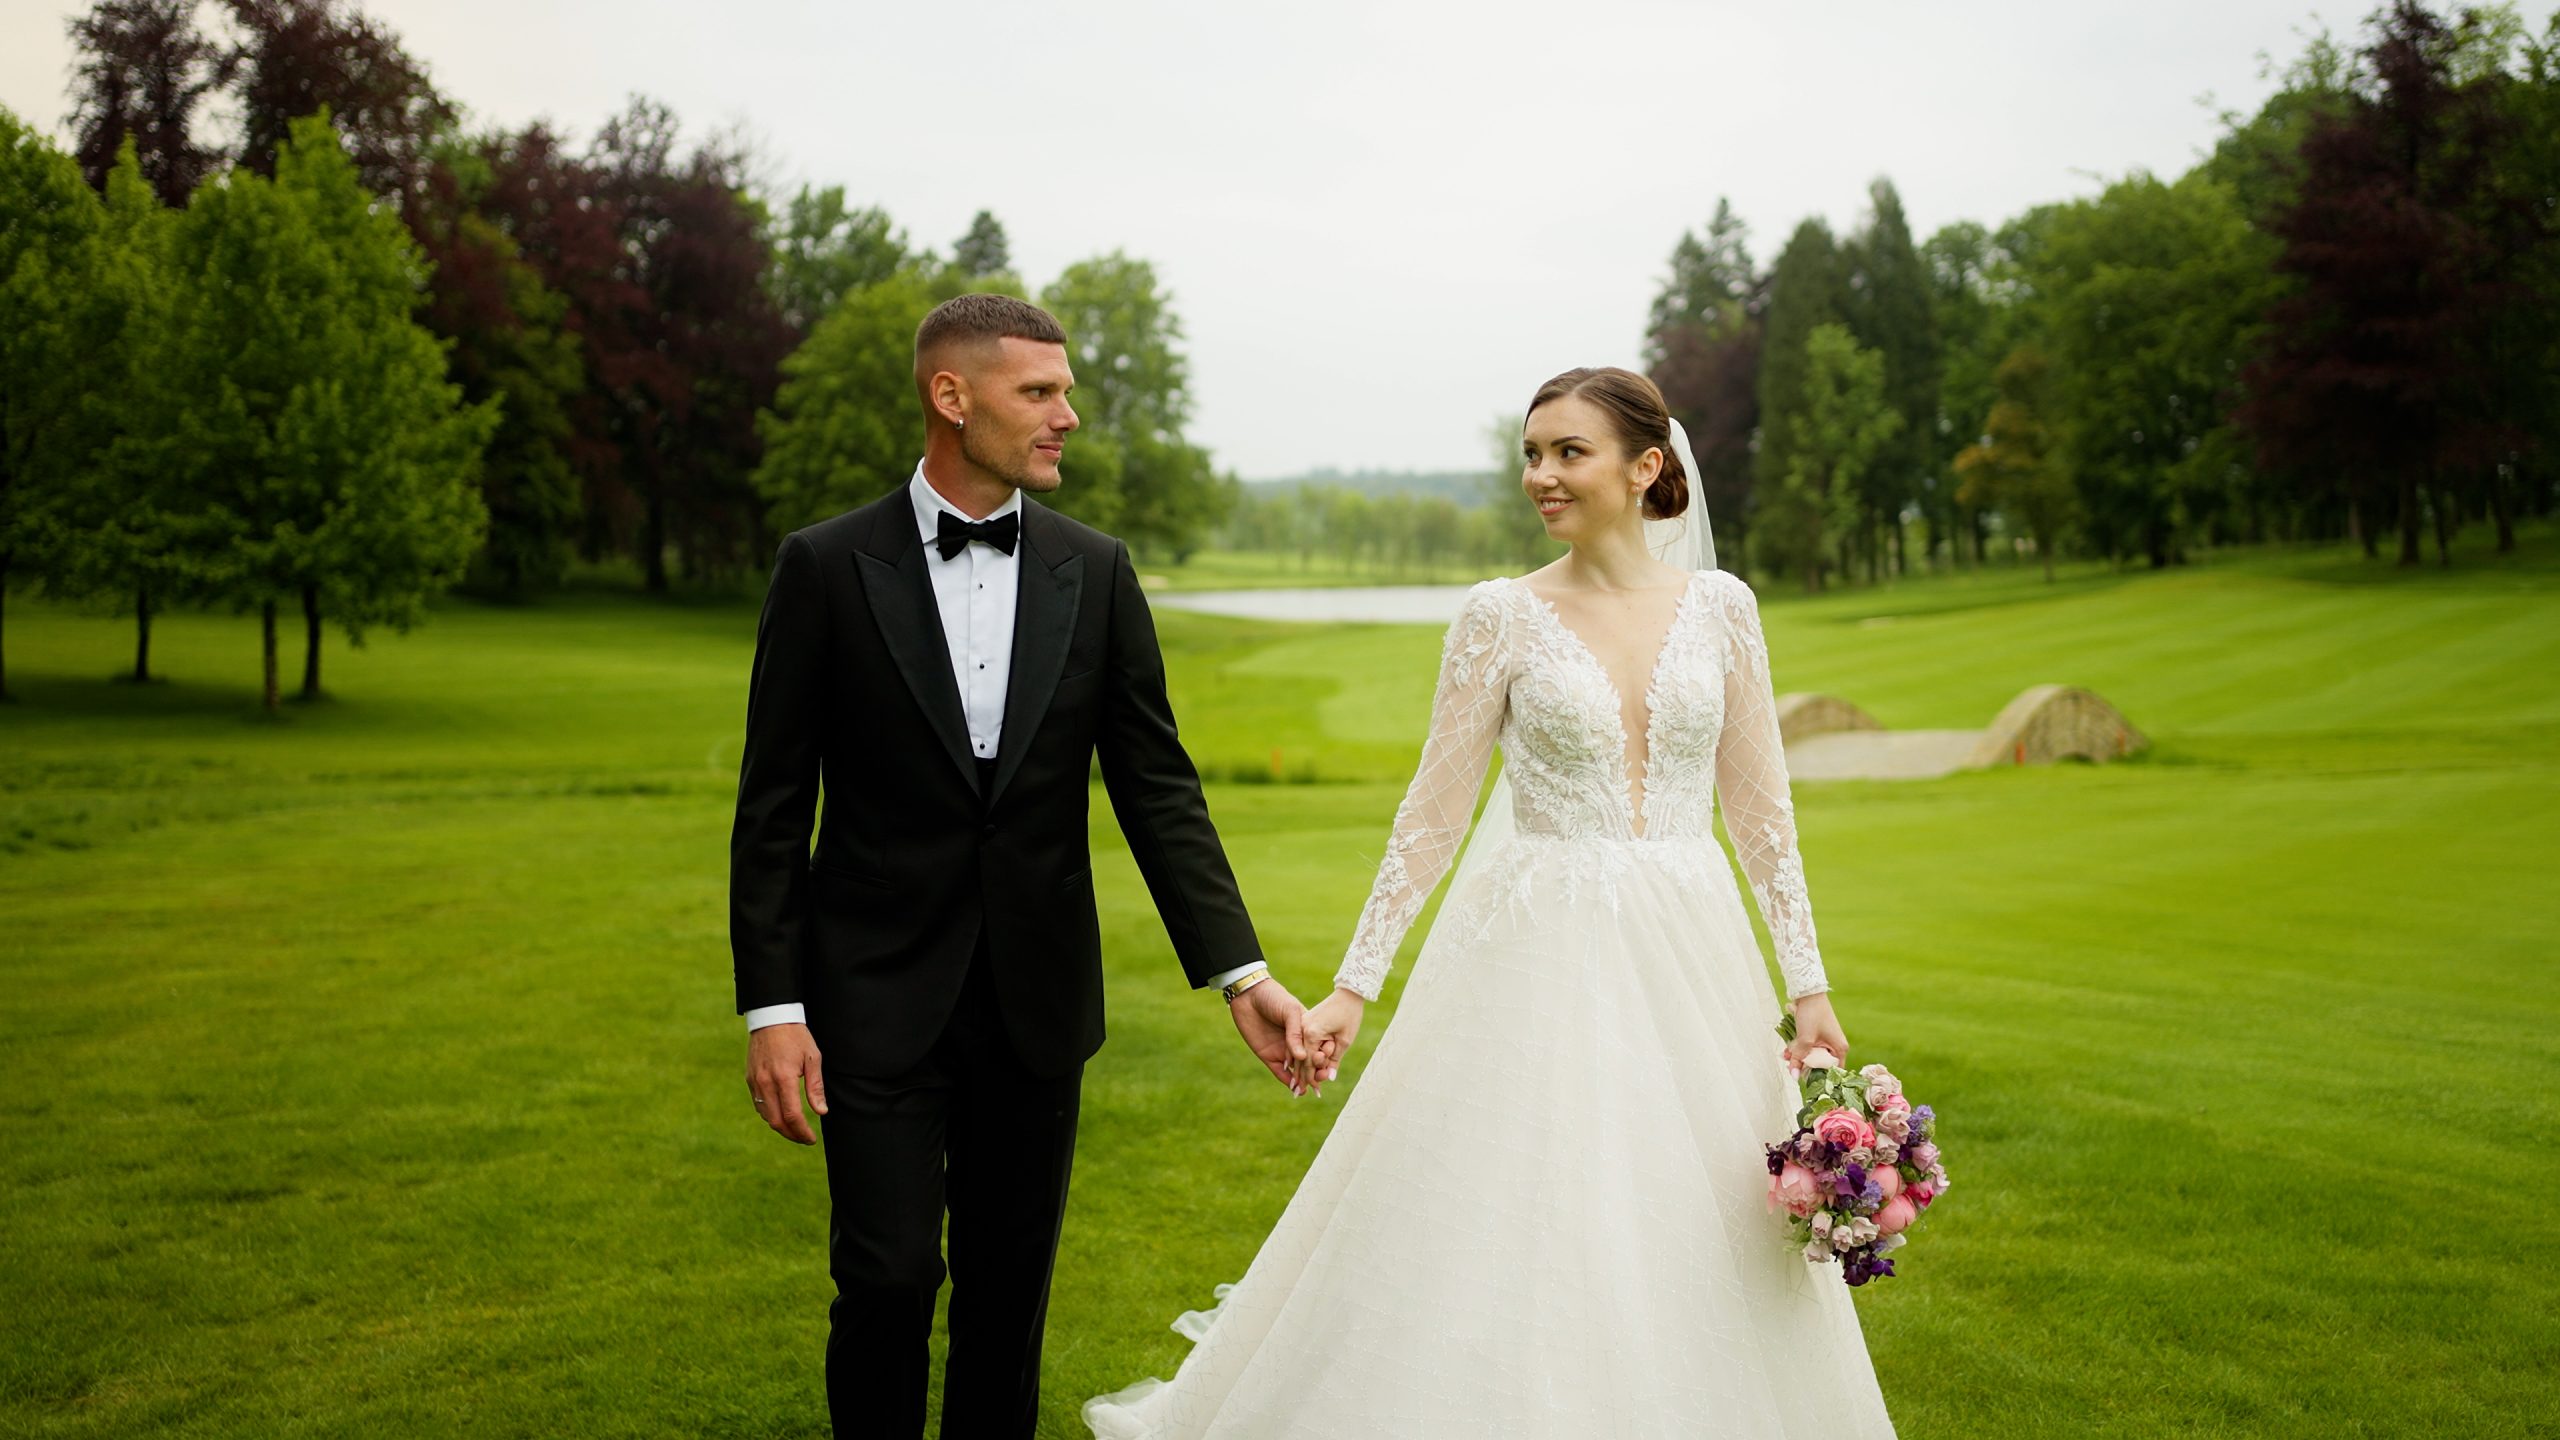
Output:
[748, 463, 1261, 1032]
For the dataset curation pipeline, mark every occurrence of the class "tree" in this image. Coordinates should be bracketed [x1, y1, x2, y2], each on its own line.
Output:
[0, 110, 112, 702]
[1753, 220, 1851, 555]
[1480, 412, 1554, 567]
[2237, 2, 2523, 566]
[1840, 179, 1942, 582]
[1323, 488, 1374, 572]
[2029, 171, 2274, 568]
[1041, 253, 1229, 557]
[1645, 198, 1755, 361]
[9, 142, 198, 684]
[223, 0, 453, 206]
[1922, 220, 2004, 568]
[410, 145, 584, 592]
[1650, 318, 1760, 576]
[752, 265, 943, 533]
[950, 210, 1011, 279]
[467, 123, 646, 573]
[769, 184, 908, 334]
[64, 0, 234, 204]
[1756, 324, 1899, 593]
[1954, 343, 2078, 581]
[1647, 198, 1761, 573]
[158, 113, 492, 711]
[2202, 19, 2356, 228]
[578, 97, 794, 590]
[2490, 8, 2560, 545]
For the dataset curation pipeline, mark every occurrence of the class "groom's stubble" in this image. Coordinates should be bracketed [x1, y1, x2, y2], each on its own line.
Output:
[959, 405, 1064, 496]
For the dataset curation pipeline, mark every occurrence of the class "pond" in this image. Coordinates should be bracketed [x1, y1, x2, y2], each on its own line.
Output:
[1149, 585, 1478, 625]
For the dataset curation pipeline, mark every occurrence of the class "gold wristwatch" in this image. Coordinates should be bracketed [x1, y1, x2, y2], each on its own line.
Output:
[1220, 969, 1270, 1003]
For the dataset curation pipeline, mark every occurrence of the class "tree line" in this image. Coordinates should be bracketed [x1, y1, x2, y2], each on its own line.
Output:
[1645, 1, 2559, 590]
[0, 0, 1232, 709]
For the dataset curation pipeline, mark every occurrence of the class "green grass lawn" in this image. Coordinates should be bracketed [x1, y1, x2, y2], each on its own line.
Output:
[4, 524, 2556, 1438]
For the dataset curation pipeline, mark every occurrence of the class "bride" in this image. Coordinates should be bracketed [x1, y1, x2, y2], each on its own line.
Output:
[1084, 367, 1897, 1438]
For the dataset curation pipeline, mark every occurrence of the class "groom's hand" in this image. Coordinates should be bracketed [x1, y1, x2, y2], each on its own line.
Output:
[747, 1022, 828, 1145]
[1228, 977, 1313, 1097]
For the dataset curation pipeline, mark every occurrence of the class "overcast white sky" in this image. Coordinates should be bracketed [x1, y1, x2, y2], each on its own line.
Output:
[2, 0, 2342, 477]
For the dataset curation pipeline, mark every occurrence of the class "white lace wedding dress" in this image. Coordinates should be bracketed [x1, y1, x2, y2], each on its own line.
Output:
[1084, 568, 1896, 1438]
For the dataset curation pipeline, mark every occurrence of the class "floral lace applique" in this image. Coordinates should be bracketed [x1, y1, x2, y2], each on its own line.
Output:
[1334, 570, 1830, 1003]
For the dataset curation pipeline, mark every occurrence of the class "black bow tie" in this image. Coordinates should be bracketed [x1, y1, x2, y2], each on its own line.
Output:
[935, 509, 1019, 561]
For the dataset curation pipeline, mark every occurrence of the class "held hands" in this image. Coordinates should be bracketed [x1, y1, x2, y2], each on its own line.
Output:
[1300, 988, 1366, 1091]
[748, 1022, 828, 1144]
[1228, 975, 1316, 1097]
[1782, 992, 1850, 1075]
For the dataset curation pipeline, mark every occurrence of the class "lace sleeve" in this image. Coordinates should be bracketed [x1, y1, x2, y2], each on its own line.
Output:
[1709, 572, 1830, 1002]
[1334, 581, 1513, 1001]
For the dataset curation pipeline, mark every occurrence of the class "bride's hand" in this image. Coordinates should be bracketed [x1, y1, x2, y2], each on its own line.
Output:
[1784, 993, 1849, 1073]
[1300, 989, 1367, 1091]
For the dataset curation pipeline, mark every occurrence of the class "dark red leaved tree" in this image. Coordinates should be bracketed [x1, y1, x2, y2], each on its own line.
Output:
[65, 0, 233, 204]
[2238, 1, 2523, 565]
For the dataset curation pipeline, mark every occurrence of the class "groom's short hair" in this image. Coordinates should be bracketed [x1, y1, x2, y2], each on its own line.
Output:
[915, 294, 1069, 375]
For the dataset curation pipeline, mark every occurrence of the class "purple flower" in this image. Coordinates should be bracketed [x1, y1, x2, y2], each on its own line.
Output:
[1840, 1250, 1900, 1287]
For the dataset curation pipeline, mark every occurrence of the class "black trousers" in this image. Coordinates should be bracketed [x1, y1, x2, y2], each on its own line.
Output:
[814, 926, 1084, 1439]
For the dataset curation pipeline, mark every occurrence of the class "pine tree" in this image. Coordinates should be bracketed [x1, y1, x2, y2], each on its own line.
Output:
[950, 210, 1012, 279]
[1753, 220, 1850, 570]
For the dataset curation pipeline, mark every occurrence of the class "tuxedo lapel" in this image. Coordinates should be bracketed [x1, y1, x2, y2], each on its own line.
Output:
[852, 504, 979, 791]
[988, 500, 1082, 807]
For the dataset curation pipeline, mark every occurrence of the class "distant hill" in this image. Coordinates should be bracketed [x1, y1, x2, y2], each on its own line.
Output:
[1243, 468, 1499, 508]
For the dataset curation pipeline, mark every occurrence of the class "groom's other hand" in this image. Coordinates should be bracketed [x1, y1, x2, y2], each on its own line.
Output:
[747, 1022, 829, 1145]
[1228, 978, 1313, 1097]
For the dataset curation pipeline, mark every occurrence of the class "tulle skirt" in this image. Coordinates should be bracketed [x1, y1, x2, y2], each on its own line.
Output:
[1082, 833, 1897, 1438]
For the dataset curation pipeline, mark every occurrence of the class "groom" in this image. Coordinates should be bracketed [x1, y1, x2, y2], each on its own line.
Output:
[728, 293, 1311, 1438]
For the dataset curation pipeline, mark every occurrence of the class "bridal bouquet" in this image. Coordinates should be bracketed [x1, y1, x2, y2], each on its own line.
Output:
[1763, 1015, 1948, 1287]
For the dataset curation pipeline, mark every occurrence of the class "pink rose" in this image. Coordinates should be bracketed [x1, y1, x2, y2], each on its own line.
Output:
[1812, 1107, 1874, 1150]
[1872, 1165, 1903, 1203]
[1769, 1162, 1823, 1217]
[1874, 1194, 1918, 1236]
[1908, 1181, 1936, 1209]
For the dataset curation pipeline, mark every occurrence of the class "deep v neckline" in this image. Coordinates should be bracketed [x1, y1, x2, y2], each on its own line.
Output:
[1512, 571, 1705, 840]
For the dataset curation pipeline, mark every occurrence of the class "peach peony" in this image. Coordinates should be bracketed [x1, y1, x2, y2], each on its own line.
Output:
[1874, 1194, 1919, 1236]
[1770, 1162, 1823, 1217]
[1873, 1165, 1904, 1202]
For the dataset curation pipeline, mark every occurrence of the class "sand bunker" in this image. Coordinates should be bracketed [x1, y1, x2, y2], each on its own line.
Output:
[1781, 685, 2147, 781]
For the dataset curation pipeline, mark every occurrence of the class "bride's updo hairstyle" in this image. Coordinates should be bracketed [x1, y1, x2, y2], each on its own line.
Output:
[1525, 367, 1689, 521]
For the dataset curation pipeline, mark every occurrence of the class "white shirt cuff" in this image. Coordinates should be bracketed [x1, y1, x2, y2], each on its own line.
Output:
[744, 1003, 807, 1031]
[1203, 962, 1267, 994]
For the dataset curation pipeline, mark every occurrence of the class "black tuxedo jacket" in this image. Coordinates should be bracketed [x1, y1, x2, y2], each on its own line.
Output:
[727, 489, 1264, 1078]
